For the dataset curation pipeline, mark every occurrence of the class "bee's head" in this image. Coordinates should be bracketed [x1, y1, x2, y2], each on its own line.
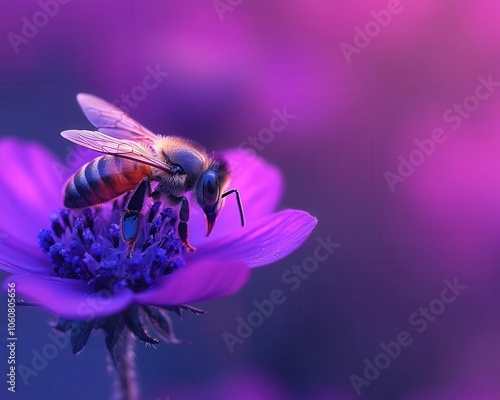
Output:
[196, 158, 230, 236]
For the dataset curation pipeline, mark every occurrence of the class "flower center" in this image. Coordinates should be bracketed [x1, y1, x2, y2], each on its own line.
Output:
[37, 199, 186, 294]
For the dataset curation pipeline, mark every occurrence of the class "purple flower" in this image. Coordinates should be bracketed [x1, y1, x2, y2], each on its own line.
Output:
[0, 138, 316, 343]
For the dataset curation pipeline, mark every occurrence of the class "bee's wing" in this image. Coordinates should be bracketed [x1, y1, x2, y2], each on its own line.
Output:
[76, 93, 158, 143]
[61, 130, 172, 173]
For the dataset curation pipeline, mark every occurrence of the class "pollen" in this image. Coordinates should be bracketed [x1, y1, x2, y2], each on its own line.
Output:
[37, 198, 185, 294]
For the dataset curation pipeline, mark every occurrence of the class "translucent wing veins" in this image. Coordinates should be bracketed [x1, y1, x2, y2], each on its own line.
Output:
[61, 130, 172, 173]
[76, 93, 159, 142]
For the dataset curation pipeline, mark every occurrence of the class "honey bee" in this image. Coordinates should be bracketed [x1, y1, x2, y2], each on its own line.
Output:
[61, 93, 244, 252]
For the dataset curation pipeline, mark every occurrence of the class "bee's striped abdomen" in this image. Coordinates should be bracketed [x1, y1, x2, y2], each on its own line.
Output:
[64, 155, 152, 208]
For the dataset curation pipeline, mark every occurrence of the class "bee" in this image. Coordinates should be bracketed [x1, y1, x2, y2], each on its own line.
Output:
[61, 93, 245, 252]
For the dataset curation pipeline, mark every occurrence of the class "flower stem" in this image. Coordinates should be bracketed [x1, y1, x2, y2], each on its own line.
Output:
[108, 331, 138, 400]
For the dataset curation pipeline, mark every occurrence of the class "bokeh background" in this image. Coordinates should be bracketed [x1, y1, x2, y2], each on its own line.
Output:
[1, 1, 500, 399]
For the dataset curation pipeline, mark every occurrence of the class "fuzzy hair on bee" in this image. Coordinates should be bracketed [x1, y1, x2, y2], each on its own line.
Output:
[61, 93, 244, 253]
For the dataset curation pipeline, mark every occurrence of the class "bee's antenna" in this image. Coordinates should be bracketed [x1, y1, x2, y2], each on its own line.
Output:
[222, 189, 245, 227]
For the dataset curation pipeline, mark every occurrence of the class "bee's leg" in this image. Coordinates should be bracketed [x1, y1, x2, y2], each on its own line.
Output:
[150, 189, 161, 202]
[122, 178, 150, 257]
[169, 195, 195, 252]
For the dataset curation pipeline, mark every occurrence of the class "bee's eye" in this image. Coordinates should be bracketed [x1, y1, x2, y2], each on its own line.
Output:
[172, 164, 185, 174]
[203, 173, 219, 206]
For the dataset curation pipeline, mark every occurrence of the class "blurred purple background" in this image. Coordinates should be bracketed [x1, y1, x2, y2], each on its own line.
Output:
[1, 1, 500, 399]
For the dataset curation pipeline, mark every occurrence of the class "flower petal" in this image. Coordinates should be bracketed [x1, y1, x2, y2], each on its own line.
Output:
[0, 138, 63, 242]
[188, 148, 284, 246]
[0, 234, 50, 274]
[5, 275, 134, 319]
[135, 259, 249, 306]
[191, 210, 318, 268]
[221, 148, 284, 217]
